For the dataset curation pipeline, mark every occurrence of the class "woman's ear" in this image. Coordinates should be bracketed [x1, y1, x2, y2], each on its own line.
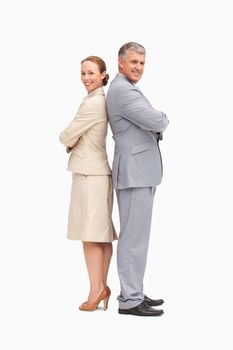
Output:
[101, 71, 106, 81]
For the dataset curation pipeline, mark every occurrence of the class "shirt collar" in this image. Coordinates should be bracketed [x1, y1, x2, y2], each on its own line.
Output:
[85, 87, 105, 99]
[115, 73, 136, 86]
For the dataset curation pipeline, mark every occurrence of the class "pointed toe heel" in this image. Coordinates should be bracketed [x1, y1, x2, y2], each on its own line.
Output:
[79, 288, 110, 312]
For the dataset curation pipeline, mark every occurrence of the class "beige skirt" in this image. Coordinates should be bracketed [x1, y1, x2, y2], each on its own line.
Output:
[67, 173, 117, 242]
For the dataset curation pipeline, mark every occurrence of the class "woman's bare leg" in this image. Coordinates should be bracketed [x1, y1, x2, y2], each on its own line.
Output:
[102, 243, 113, 288]
[82, 241, 105, 303]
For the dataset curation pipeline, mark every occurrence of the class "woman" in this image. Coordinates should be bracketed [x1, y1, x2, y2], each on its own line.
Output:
[59, 56, 117, 311]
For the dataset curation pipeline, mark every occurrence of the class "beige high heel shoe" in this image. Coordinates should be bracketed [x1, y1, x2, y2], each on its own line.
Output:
[79, 288, 111, 311]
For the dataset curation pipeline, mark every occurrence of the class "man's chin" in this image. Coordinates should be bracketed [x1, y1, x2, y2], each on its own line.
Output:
[131, 74, 141, 83]
[132, 78, 140, 83]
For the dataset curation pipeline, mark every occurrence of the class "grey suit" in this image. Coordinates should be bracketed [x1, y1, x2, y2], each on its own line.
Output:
[106, 73, 169, 309]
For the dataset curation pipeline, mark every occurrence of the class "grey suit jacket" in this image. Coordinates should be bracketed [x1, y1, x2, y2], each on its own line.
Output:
[106, 73, 169, 189]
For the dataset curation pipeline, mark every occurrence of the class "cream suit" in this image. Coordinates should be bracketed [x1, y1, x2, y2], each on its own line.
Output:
[59, 87, 117, 242]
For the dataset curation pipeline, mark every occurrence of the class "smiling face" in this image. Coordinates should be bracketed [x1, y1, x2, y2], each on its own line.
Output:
[81, 60, 106, 93]
[118, 50, 145, 83]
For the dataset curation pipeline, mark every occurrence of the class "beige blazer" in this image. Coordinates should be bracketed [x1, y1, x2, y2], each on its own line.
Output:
[59, 87, 111, 175]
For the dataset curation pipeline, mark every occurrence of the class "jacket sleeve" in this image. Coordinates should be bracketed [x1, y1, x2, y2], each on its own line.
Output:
[117, 87, 169, 132]
[59, 100, 98, 147]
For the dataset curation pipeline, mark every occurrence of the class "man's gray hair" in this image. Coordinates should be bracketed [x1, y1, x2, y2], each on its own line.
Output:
[118, 42, 146, 59]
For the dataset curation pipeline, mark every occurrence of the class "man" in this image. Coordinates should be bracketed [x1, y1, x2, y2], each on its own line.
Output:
[106, 42, 169, 316]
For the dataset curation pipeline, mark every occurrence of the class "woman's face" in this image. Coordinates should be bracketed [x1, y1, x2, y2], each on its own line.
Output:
[81, 60, 106, 93]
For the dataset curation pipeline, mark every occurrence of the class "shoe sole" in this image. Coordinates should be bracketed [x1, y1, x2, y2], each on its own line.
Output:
[118, 309, 164, 316]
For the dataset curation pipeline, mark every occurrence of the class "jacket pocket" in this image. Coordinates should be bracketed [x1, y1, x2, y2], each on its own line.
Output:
[131, 142, 151, 155]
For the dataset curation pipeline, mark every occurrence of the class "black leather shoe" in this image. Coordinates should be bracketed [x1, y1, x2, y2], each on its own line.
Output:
[118, 301, 164, 316]
[144, 295, 164, 307]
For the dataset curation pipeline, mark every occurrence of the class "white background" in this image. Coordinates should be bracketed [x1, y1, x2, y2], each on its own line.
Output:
[0, 0, 232, 349]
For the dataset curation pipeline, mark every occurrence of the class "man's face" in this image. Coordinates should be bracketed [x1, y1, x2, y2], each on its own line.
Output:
[118, 50, 145, 83]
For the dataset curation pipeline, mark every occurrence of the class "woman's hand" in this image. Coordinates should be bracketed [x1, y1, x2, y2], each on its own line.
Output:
[66, 139, 80, 153]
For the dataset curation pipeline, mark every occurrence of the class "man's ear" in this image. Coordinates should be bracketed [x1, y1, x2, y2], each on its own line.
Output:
[118, 57, 123, 69]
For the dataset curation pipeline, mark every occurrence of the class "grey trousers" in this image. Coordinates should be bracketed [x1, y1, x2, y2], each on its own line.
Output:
[116, 187, 156, 309]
